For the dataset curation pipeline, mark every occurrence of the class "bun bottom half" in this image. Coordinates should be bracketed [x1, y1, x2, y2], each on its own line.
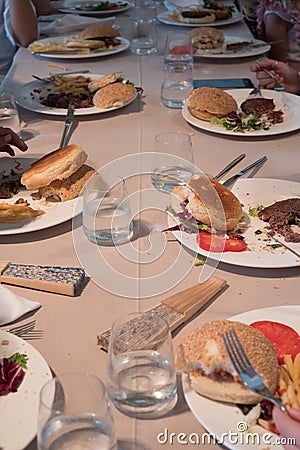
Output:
[39, 164, 95, 202]
[190, 373, 261, 405]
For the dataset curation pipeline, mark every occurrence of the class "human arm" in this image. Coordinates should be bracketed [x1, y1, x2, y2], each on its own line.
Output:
[31, 0, 55, 16]
[8, 0, 38, 46]
[264, 12, 289, 61]
[250, 59, 300, 94]
[0, 127, 28, 156]
[273, 407, 300, 450]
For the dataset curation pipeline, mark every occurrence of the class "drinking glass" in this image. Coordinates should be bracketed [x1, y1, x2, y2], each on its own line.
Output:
[160, 62, 194, 109]
[83, 173, 133, 246]
[130, 0, 157, 55]
[37, 373, 117, 450]
[107, 312, 177, 419]
[0, 92, 21, 135]
[164, 32, 193, 66]
[151, 131, 194, 192]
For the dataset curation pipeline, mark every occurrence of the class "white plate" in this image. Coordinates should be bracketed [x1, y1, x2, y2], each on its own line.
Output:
[182, 89, 300, 137]
[173, 178, 300, 268]
[57, 0, 132, 15]
[15, 73, 137, 116]
[194, 36, 271, 58]
[157, 8, 243, 27]
[29, 35, 129, 59]
[0, 156, 83, 235]
[0, 330, 52, 450]
[182, 305, 300, 450]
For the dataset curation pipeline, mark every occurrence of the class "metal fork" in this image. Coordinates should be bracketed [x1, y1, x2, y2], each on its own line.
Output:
[256, 59, 285, 91]
[59, 104, 75, 148]
[222, 329, 287, 412]
[6, 320, 44, 340]
[32, 70, 90, 83]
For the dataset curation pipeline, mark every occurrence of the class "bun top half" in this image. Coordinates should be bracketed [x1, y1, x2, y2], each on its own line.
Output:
[79, 24, 120, 40]
[189, 27, 224, 49]
[177, 320, 278, 395]
[21, 144, 87, 189]
[171, 175, 242, 231]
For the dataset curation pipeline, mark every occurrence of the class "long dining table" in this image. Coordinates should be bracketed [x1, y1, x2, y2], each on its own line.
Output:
[0, 2, 299, 449]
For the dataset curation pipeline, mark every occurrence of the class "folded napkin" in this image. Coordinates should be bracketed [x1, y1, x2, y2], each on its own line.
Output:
[38, 14, 116, 36]
[0, 285, 41, 326]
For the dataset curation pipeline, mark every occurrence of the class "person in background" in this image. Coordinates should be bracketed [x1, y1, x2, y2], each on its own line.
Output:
[0, 126, 28, 156]
[0, 0, 54, 83]
[273, 407, 300, 450]
[238, 0, 260, 37]
[251, 58, 300, 93]
[256, 0, 300, 70]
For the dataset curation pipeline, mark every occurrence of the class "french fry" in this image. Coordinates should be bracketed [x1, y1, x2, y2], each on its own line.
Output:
[278, 352, 300, 409]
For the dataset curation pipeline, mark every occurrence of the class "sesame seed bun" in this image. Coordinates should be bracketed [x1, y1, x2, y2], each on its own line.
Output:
[21, 144, 87, 190]
[88, 71, 124, 92]
[79, 24, 120, 40]
[92, 82, 136, 109]
[187, 87, 238, 121]
[177, 320, 278, 404]
[171, 175, 242, 231]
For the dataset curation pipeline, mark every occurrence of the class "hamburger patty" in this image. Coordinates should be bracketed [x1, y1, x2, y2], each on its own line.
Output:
[240, 97, 275, 115]
[181, 10, 212, 18]
[41, 92, 91, 109]
[258, 198, 300, 242]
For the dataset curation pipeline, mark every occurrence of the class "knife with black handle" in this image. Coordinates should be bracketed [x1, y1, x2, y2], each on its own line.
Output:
[222, 156, 267, 188]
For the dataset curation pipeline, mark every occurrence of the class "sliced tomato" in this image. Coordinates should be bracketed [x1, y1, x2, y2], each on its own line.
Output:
[197, 231, 247, 253]
[170, 45, 191, 54]
[250, 320, 300, 364]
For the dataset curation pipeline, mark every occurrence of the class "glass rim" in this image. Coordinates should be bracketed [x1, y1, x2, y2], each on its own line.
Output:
[154, 131, 192, 144]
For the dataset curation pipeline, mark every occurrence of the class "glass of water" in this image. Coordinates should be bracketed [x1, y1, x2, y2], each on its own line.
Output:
[37, 373, 117, 450]
[83, 173, 133, 246]
[164, 32, 193, 67]
[0, 92, 21, 135]
[107, 312, 177, 419]
[151, 131, 194, 193]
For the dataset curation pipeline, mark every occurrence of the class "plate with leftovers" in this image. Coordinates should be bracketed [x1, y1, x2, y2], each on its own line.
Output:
[0, 330, 52, 450]
[157, 8, 243, 27]
[56, 0, 132, 15]
[182, 305, 300, 450]
[0, 152, 89, 235]
[28, 35, 130, 59]
[172, 178, 300, 268]
[15, 72, 138, 116]
[193, 35, 271, 58]
[182, 88, 300, 136]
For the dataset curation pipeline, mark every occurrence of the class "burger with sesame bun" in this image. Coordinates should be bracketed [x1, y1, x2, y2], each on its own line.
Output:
[176, 320, 278, 404]
[78, 24, 121, 49]
[186, 87, 238, 122]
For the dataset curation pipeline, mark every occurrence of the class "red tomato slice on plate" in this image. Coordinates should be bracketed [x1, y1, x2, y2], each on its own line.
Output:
[250, 320, 300, 364]
[197, 231, 247, 253]
[170, 45, 191, 54]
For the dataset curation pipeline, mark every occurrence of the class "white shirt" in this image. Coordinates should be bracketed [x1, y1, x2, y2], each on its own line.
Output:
[0, 0, 17, 83]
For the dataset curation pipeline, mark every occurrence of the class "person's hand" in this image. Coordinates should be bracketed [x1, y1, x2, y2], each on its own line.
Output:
[0, 127, 28, 156]
[273, 407, 300, 450]
[250, 59, 300, 94]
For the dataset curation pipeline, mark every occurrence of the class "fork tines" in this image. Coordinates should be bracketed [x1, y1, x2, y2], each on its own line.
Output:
[7, 319, 36, 335]
[222, 328, 251, 375]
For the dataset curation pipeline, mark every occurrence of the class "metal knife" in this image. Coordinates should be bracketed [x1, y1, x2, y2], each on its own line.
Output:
[213, 153, 246, 181]
[203, 40, 284, 55]
[222, 156, 267, 188]
[266, 234, 300, 258]
[59, 104, 75, 148]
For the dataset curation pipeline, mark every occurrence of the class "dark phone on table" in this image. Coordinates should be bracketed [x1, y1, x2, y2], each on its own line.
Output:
[193, 78, 254, 89]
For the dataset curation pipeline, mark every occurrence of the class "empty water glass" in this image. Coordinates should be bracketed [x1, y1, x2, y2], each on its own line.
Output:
[160, 62, 194, 108]
[83, 173, 133, 246]
[38, 373, 117, 450]
[107, 313, 177, 419]
[164, 32, 193, 67]
[0, 92, 21, 136]
[130, 0, 157, 55]
[151, 131, 194, 192]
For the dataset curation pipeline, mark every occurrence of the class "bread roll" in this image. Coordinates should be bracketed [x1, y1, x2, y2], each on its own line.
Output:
[177, 320, 278, 404]
[88, 71, 124, 93]
[21, 144, 87, 190]
[79, 24, 120, 40]
[187, 87, 237, 121]
[39, 164, 96, 201]
[92, 82, 136, 108]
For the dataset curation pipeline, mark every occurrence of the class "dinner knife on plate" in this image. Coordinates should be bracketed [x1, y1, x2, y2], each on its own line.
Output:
[222, 156, 267, 188]
[59, 104, 75, 148]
